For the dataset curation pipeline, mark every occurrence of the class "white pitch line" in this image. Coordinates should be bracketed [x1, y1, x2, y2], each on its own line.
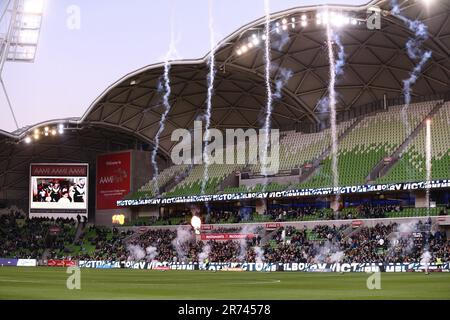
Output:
[0, 278, 44, 284]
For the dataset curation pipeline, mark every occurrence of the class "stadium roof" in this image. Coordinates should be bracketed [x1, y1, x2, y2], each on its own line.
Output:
[79, 0, 450, 156]
[1, 0, 449, 204]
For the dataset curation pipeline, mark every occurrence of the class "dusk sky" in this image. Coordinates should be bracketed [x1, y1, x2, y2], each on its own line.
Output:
[1, 0, 365, 132]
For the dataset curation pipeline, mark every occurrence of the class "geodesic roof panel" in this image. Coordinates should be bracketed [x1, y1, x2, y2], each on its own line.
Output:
[80, 0, 449, 158]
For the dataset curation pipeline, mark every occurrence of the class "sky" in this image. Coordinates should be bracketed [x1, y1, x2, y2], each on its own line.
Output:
[1, 0, 366, 132]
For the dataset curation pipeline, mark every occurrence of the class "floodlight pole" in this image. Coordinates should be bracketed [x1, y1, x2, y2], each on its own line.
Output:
[0, 0, 20, 76]
[0, 0, 20, 130]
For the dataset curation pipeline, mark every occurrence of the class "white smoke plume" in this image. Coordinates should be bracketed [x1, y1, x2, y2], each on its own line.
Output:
[171, 226, 194, 262]
[145, 246, 158, 262]
[238, 225, 258, 261]
[273, 67, 293, 100]
[271, 30, 290, 51]
[420, 250, 432, 273]
[329, 251, 345, 263]
[127, 244, 146, 261]
[387, 221, 417, 259]
[254, 246, 265, 263]
[198, 244, 211, 263]
[312, 240, 342, 263]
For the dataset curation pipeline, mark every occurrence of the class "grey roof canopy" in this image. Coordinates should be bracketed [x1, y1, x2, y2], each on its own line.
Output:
[0, 0, 449, 204]
[80, 0, 449, 157]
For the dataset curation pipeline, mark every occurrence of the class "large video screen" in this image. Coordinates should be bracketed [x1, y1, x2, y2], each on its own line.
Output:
[29, 164, 89, 218]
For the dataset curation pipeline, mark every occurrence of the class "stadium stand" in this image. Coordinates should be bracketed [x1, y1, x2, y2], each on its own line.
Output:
[126, 100, 448, 199]
[165, 163, 245, 196]
[377, 101, 450, 183]
[49, 220, 449, 264]
[300, 100, 438, 188]
[128, 164, 189, 199]
[0, 211, 77, 259]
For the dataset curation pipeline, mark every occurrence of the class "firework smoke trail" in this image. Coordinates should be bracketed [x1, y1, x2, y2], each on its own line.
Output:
[425, 119, 432, 214]
[171, 226, 194, 263]
[260, 0, 273, 186]
[391, 0, 432, 132]
[420, 250, 431, 274]
[151, 19, 178, 195]
[254, 246, 265, 263]
[126, 244, 146, 261]
[325, 20, 344, 200]
[201, 0, 216, 195]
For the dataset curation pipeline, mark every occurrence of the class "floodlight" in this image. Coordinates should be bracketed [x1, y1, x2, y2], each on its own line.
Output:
[23, 0, 45, 14]
[301, 14, 307, 21]
[34, 128, 39, 134]
[51, 129, 56, 135]
[282, 24, 287, 30]
[25, 136, 31, 144]
[301, 21, 307, 27]
[33, 134, 39, 140]
[241, 45, 248, 53]
[282, 18, 287, 25]
[252, 37, 260, 46]
[236, 49, 242, 55]
[248, 42, 254, 48]
[18, 29, 39, 44]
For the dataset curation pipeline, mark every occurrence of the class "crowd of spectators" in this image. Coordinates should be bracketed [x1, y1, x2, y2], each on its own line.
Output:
[1, 208, 449, 265]
[0, 210, 77, 259]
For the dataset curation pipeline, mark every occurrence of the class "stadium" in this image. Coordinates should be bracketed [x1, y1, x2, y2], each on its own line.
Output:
[0, 0, 450, 301]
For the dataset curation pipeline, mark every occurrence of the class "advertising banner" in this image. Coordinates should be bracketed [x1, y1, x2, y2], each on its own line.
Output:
[96, 151, 131, 210]
[200, 233, 255, 241]
[117, 179, 450, 207]
[47, 260, 76, 267]
[78, 260, 450, 272]
[0, 258, 18, 266]
[16, 259, 37, 267]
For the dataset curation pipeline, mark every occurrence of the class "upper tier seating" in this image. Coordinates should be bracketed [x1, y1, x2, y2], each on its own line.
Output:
[378, 101, 450, 183]
[299, 100, 437, 188]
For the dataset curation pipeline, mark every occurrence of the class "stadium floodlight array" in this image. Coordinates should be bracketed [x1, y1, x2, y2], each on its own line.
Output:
[24, 123, 64, 144]
[235, 10, 363, 56]
[3, 0, 45, 63]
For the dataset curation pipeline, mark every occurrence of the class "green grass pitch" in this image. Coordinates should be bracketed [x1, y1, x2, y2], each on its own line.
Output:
[0, 267, 449, 299]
